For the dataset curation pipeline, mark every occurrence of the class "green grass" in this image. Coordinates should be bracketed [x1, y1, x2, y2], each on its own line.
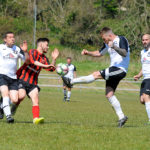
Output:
[0, 87, 150, 150]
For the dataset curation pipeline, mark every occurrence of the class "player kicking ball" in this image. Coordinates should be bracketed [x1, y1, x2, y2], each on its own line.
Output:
[0, 32, 28, 123]
[134, 34, 150, 124]
[62, 27, 130, 127]
[63, 57, 77, 102]
[11, 38, 59, 124]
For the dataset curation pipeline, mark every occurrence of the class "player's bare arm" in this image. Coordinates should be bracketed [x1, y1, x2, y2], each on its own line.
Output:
[33, 61, 55, 69]
[108, 41, 127, 57]
[134, 69, 143, 81]
[20, 41, 30, 63]
[51, 48, 59, 66]
[81, 49, 102, 57]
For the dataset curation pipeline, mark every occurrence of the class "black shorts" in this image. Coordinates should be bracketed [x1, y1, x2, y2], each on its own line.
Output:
[140, 79, 150, 96]
[18, 79, 40, 97]
[0, 74, 18, 90]
[100, 66, 126, 91]
[63, 81, 73, 88]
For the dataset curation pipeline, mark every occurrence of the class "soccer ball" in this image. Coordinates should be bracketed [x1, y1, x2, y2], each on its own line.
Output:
[56, 63, 68, 76]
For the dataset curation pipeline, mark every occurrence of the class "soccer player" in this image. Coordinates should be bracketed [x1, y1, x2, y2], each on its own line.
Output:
[0, 32, 28, 123]
[134, 34, 150, 124]
[63, 57, 77, 102]
[62, 27, 130, 127]
[11, 38, 59, 124]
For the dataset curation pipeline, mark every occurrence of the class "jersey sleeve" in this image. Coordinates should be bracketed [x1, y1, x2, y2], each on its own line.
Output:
[119, 36, 129, 52]
[74, 66, 76, 71]
[29, 49, 38, 64]
[18, 49, 25, 61]
[99, 43, 108, 55]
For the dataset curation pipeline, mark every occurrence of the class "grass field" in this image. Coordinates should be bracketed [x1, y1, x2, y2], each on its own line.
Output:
[0, 84, 150, 150]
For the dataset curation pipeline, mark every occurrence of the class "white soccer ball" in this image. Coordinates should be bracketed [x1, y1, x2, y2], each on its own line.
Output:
[56, 63, 68, 76]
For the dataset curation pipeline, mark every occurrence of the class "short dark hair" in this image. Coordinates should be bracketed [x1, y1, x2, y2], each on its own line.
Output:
[3, 31, 14, 39]
[67, 57, 72, 60]
[100, 27, 112, 35]
[36, 38, 49, 45]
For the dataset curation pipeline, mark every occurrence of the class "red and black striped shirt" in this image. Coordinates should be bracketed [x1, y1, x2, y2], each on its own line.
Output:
[17, 49, 53, 85]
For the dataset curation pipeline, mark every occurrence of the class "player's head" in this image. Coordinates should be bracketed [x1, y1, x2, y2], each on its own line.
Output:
[3, 31, 15, 47]
[100, 27, 115, 44]
[142, 34, 150, 49]
[66, 57, 72, 64]
[36, 38, 49, 53]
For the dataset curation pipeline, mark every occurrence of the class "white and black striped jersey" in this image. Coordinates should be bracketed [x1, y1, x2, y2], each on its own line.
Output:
[0, 44, 25, 79]
[141, 48, 150, 79]
[64, 64, 76, 79]
[99, 36, 130, 72]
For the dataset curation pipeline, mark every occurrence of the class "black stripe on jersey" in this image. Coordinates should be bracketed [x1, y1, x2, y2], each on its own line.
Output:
[74, 66, 76, 71]
[119, 36, 129, 52]
[20, 49, 25, 56]
[21, 66, 29, 80]
[26, 64, 36, 83]
[99, 43, 106, 53]
[32, 55, 41, 84]
[45, 57, 50, 65]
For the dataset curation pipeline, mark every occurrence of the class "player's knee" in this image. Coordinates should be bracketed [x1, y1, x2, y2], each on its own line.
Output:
[19, 91, 26, 100]
[105, 92, 114, 99]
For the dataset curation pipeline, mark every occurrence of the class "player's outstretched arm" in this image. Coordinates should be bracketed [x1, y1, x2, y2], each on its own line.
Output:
[134, 69, 143, 81]
[20, 41, 30, 64]
[81, 49, 102, 57]
[34, 61, 55, 69]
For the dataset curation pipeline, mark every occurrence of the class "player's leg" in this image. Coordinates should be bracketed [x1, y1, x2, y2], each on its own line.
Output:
[0, 96, 4, 119]
[103, 67, 127, 127]
[62, 71, 102, 88]
[28, 87, 44, 124]
[0, 85, 14, 123]
[63, 84, 67, 101]
[142, 93, 150, 123]
[106, 85, 127, 127]
[11, 89, 26, 115]
[66, 87, 71, 102]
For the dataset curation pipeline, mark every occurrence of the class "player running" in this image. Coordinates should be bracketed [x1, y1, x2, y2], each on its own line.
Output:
[0, 32, 28, 123]
[63, 57, 77, 102]
[134, 34, 150, 124]
[62, 27, 130, 127]
[11, 38, 59, 124]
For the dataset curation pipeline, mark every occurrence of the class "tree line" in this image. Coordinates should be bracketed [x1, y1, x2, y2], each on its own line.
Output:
[0, 0, 150, 53]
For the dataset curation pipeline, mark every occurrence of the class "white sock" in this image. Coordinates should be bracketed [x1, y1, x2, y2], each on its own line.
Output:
[3, 97, 11, 118]
[67, 91, 71, 100]
[145, 102, 150, 121]
[71, 75, 95, 84]
[108, 95, 125, 120]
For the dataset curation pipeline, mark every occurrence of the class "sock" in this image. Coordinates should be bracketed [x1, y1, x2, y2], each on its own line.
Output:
[108, 95, 125, 120]
[71, 75, 95, 84]
[32, 106, 39, 119]
[63, 89, 67, 98]
[3, 97, 11, 118]
[145, 102, 150, 121]
[67, 91, 71, 100]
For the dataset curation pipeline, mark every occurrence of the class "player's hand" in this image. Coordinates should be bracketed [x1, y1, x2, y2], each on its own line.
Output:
[81, 49, 89, 55]
[51, 48, 59, 60]
[108, 41, 114, 48]
[134, 75, 140, 81]
[20, 41, 28, 52]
